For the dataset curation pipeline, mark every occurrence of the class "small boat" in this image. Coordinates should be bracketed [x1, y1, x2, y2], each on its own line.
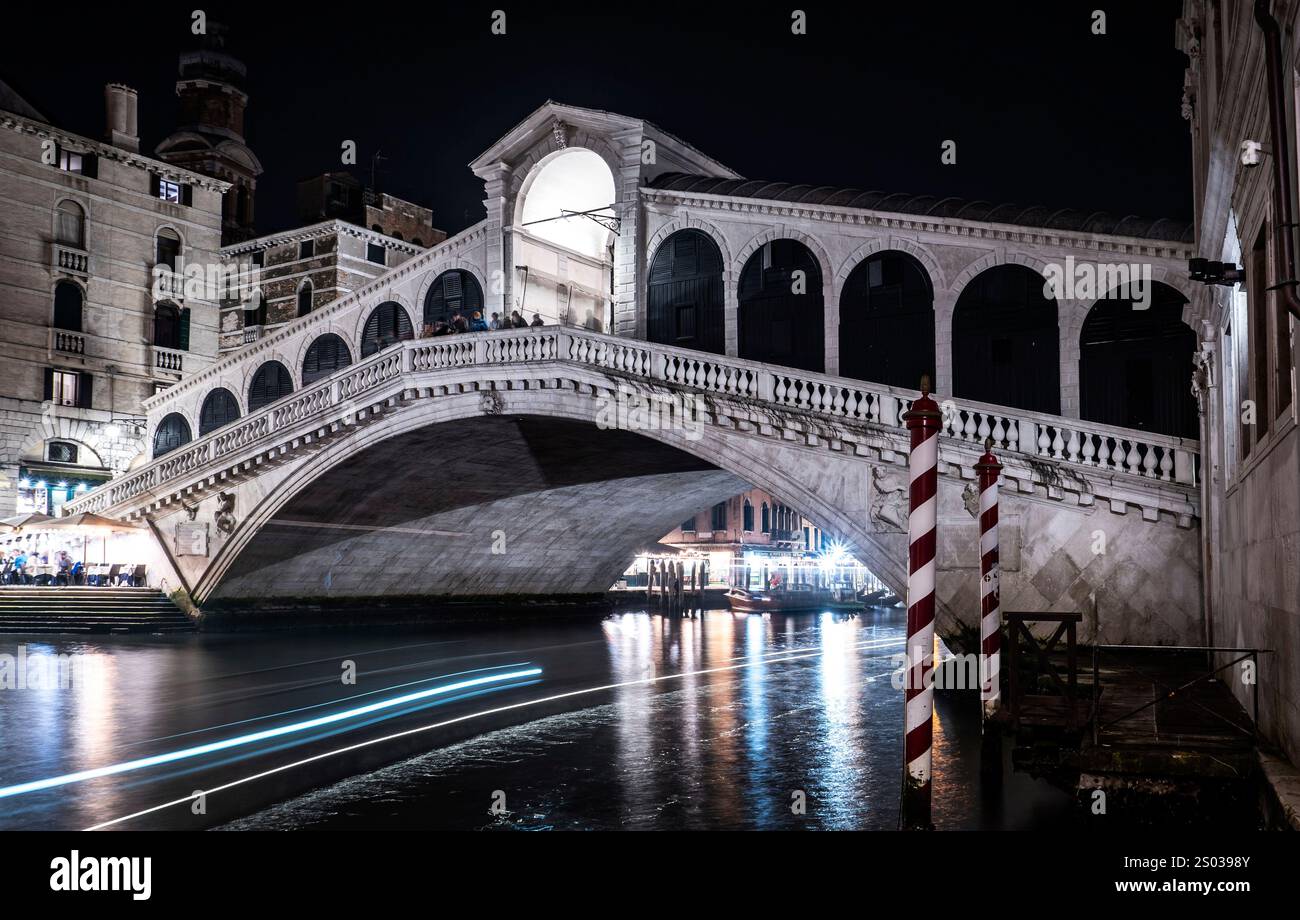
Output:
[728, 584, 837, 613]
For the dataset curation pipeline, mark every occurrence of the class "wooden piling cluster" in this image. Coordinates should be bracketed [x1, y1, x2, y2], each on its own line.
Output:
[646, 558, 708, 615]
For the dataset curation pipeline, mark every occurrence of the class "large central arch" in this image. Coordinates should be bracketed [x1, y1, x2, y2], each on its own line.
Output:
[195, 385, 911, 612]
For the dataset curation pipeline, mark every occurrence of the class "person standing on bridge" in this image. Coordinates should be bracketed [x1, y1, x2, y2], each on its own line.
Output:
[469, 311, 488, 332]
[489, 312, 503, 330]
[529, 313, 543, 327]
[450, 312, 469, 333]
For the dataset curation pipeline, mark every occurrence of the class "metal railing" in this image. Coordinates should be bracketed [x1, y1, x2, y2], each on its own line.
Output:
[1090, 644, 1271, 746]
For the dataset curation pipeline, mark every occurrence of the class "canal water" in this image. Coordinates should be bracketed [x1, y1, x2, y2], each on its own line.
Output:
[0, 607, 1072, 831]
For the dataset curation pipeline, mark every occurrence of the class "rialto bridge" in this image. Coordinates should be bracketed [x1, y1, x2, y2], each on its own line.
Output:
[66, 102, 1208, 645]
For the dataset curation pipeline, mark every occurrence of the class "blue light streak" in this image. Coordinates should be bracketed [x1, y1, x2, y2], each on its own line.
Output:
[0, 667, 542, 799]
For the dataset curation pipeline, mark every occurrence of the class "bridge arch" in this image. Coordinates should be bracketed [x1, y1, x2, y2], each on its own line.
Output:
[952, 263, 1060, 414]
[423, 269, 485, 327]
[839, 249, 935, 390]
[247, 360, 295, 411]
[152, 413, 192, 458]
[737, 236, 827, 373]
[192, 387, 912, 611]
[646, 228, 726, 355]
[301, 332, 354, 386]
[1079, 281, 1197, 438]
[360, 301, 414, 357]
[198, 387, 241, 436]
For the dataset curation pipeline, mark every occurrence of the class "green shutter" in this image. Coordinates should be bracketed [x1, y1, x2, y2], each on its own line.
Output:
[178, 308, 191, 351]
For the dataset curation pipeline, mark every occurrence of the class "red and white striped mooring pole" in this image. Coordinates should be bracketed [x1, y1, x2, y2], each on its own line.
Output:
[975, 438, 1003, 722]
[901, 375, 940, 830]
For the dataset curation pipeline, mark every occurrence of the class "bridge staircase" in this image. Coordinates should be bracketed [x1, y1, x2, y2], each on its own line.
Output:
[0, 587, 195, 635]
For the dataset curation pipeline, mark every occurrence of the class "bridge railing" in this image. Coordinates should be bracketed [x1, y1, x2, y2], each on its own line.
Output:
[67, 326, 1200, 517]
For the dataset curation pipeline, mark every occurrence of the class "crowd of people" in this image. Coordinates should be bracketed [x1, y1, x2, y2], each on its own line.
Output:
[423, 310, 543, 337]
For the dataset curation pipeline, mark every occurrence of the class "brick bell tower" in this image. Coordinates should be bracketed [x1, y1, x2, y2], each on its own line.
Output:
[155, 22, 262, 244]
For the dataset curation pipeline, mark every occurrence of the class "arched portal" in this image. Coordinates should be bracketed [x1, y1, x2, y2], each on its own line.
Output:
[840, 251, 934, 389]
[738, 239, 824, 373]
[199, 388, 241, 436]
[153, 413, 191, 458]
[514, 148, 617, 329]
[647, 229, 725, 354]
[302, 333, 353, 385]
[424, 270, 484, 326]
[952, 264, 1059, 414]
[1080, 283, 1197, 438]
[361, 302, 413, 357]
[248, 361, 294, 411]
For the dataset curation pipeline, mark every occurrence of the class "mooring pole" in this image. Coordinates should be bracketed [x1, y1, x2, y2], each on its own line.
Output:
[975, 437, 1004, 785]
[901, 375, 941, 830]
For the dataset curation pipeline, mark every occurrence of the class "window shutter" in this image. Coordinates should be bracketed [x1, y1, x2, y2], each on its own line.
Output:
[82, 154, 98, 179]
[150, 174, 160, 198]
[181, 184, 193, 207]
[78, 372, 94, 409]
[43, 368, 54, 400]
[179, 308, 191, 351]
[52, 143, 62, 167]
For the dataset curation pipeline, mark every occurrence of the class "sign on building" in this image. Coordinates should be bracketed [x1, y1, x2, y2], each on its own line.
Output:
[176, 522, 208, 557]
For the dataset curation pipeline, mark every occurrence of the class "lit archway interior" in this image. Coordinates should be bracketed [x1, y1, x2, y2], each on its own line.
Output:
[514, 149, 617, 330]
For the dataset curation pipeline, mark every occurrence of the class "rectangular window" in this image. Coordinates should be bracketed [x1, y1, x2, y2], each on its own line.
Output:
[157, 179, 181, 203]
[681, 516, 696, 533]
[366, 242, 386, 265]
[1250, 226, 1271, 441]
[711, 502, 727, 532]
[58, 148, 83, 173]
[51, 370, 78, 406]
[299, 239, 315, 259]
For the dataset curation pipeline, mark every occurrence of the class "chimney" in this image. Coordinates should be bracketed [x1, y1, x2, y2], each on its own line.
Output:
[104, 83, 139, 153]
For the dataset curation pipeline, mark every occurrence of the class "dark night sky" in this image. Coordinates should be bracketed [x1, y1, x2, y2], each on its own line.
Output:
[7, 2, 1192, 236]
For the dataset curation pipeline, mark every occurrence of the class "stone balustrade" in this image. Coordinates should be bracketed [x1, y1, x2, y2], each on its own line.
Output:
[67, 325, 1201, 521]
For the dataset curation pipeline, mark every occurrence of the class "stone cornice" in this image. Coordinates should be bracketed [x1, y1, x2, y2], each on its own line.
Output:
[220, 220, 426, 257]
[0, 110, 233, 193]
[641, 188, 1195, 262]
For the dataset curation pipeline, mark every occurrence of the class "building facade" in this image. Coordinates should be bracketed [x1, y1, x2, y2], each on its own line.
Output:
[0, 80, 226, 516]
[1177, 0, 1300, 767]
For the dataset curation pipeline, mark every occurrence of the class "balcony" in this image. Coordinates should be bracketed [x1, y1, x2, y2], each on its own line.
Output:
[51, 242, 89, 278]
[152, 346, 185, 376]
[49, 328, 86, 357]
[152, 266, 185, 303]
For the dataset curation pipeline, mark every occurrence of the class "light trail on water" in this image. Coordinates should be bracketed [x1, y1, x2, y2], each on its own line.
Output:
[84, 634, 905, 831]
[0, 667, 543, 800]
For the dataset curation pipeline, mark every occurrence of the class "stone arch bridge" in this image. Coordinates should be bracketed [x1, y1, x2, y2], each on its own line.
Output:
[68, 325, 1203, 646]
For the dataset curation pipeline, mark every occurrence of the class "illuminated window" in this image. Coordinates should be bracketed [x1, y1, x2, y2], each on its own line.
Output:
[51, 370, 78, 406]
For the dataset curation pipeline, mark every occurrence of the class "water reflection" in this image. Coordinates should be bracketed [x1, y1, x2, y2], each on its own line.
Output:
[0, 609, 1075, 831]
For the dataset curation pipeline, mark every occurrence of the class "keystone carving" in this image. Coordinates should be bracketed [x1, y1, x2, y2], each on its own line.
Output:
[869, 466, 908, 533]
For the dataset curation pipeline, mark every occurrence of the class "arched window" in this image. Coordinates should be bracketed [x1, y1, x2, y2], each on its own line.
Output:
[153, 302, 186, 349]
[840, 251, 935, 390]
[53, 281, 83, 332]
[648, 229, 725, 354]
[248, 361, 294, 411]
[952, 265, 1059, 414]
[738, 239, 824, 373]
[423, 271, 484, 326]
[297, 281, 313, 318]
[1080, 282, 1197, 438]
[152, 413, 192, 458]
[198, 388, 241, 435]
[743, 500, 754, 532]
[302, 333, 353, 385]
[761, 502, 770, 534]
[155, 228, 181, 270]
[55, 200, 85, 248]
[361, 301, 414, 357]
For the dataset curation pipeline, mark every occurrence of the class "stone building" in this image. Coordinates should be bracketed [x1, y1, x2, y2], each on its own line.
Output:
[0, 79, 226, 515]
[1176, 0, 1300, 768]
[217, 174, 444, 354]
